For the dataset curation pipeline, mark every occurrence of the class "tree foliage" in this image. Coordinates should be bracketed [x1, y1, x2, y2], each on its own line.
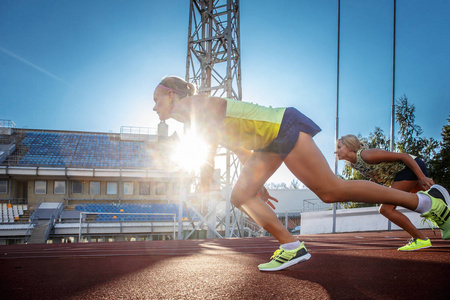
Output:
[430, 116, 450, 188]
[340, 95, 444, 208]
[266, 179, 303, 189]
[367, 127, 391, 150]
[342, 96, 441, 182]
[395, 96, 439, 163]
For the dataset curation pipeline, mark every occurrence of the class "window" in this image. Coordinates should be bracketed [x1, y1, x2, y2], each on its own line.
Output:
[90, 182, 100, 195]
[0, 180, 7, 194]
[107, 182, 118, 195]
[54, 181, 66, 194]
[72, 180, 83, 194]
[123, 182, 134, 195]
[156, 182, 167, 195]
[139, 182, 150, 195]
[35, 180, 47, 194]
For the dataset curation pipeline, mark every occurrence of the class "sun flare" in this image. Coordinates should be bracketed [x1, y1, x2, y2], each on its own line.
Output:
[171, 130, 209, 171]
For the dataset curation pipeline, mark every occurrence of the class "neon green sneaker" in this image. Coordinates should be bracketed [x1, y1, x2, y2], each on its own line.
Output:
[398, 238, 432, 251]
[419, 184, 450, 240]
[258, 241, 311, 271]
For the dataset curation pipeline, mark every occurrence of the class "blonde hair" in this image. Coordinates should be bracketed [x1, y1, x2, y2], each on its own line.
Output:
[159, 76, 197, 99]
[338, 134, 368, 152]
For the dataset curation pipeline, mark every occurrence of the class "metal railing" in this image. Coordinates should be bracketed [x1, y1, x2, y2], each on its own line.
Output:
[2, 198, 28, 205]
[24, 200, 64, 243]
[243, 218, 265, 237]
[78, 212, 177, 242]
[44, 214, 58, 241]
[120, 126, 156, 135]
[0, 120, 16, 128]
[24, 213, 38, 243]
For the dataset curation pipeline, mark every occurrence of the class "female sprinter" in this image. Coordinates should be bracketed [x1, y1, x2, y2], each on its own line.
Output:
[336, 134, 435, 251]
[153, 76, 450, 271]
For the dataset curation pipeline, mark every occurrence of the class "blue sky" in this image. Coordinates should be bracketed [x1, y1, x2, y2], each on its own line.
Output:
[1, 0, 449, 184]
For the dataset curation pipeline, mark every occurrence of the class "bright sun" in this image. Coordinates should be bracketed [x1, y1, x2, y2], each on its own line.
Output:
[171, 130, 209, 171]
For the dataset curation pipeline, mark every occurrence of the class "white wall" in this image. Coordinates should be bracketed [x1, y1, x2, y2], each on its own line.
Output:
[301, 206, 429, 234]
[267, 189, 330, 213]
[264, 189, 429, 235]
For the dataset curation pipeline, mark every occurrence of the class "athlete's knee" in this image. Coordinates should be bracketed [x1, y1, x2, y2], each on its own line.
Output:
[314, 181, 347, 204]
[379, 204, 394, 217]
[317, 188, 345, 203]
[230, 190, 242, 208]
[319, 191, 345, 204]
[230, 186, 255, 208]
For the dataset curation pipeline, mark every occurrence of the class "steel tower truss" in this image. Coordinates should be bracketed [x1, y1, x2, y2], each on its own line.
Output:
[184, 0, 246, 238]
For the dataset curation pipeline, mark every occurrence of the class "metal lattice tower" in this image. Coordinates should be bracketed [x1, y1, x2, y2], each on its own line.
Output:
[186, 0, 241, 100]
[185, 0, 245, 238]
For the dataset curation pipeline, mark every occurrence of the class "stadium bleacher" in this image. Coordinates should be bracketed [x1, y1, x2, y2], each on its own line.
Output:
[1, 203, 26, 223]
[0, 128, 192, 244]
[75, 203, 199, 222]
[18, 131, 153, 168]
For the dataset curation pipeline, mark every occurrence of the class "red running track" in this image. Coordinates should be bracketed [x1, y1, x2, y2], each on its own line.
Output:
[0, 229, 449, 299]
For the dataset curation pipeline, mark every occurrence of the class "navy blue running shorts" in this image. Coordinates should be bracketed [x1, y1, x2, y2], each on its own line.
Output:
[394, 157, 429, 182]
[256, 107, 321, 160]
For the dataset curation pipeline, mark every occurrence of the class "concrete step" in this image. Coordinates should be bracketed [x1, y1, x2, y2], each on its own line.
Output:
[27, 220, 50, 244]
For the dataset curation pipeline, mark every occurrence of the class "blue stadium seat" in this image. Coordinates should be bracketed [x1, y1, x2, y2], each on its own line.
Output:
[73, 203, 195, 221]
[18, 131, 154, 168]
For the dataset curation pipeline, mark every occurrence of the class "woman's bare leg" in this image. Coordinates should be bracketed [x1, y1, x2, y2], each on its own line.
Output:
[284, 133, 420, 210]
[230, 152, 298, 244]
[382, 181, 427, 240]
[230, 133, 423, 245]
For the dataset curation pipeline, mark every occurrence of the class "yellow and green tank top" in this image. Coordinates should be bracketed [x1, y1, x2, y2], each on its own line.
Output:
[220, 98, 285, 150]
[351, 149, 410, 186]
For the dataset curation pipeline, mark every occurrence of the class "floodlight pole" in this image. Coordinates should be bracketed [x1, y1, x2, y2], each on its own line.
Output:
[332, 0, 341, 234]
[390, 0, 396, 153]
[388, 0, 397, 231]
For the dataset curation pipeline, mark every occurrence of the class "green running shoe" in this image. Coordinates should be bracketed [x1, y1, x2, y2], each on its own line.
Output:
[419, 184, 450, 239]
[258, 241, 311, 271]
[398, 238, 432, 251]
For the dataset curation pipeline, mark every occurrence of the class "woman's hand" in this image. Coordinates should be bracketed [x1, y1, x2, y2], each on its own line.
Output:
[257, 186, 279, 210]
[419, 176, 435, 190]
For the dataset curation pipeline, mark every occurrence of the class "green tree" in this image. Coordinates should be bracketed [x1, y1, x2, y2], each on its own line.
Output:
[395, 96, 439, 162]
[367, 127, 390, 150]
[266, 182, 288, 189]
[395, 95, 423, 154]
[289, 179, 301, 189]
[430, 116, 450, 188]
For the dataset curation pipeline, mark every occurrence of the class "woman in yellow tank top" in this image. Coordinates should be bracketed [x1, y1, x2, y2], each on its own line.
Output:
[153, 75, 450, 271]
